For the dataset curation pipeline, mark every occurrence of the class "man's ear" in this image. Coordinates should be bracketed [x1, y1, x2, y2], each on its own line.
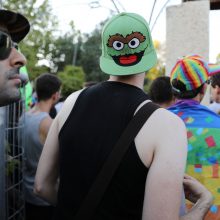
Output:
[51, 92, 59, 103]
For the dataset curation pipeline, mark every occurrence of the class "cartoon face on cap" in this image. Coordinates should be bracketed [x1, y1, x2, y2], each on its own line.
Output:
[106, 31, 147, 67]
[100, 12, 157, 76]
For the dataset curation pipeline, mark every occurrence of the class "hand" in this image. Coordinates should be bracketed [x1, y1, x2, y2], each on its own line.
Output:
[183, 174, 213, 206]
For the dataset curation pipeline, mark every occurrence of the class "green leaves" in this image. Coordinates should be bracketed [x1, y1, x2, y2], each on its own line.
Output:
[4, 0, 58, 80]
[57, 65, 85, 99]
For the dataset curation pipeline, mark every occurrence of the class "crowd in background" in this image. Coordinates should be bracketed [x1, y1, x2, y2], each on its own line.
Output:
[1, 7, 220, 220]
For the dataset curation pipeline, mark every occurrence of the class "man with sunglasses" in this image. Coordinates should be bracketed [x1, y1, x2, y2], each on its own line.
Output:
[168, 55, 220, 220]
[0, 9, 29, 106]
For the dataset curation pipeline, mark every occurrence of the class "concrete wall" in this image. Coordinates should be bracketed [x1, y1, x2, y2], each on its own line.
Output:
[166, 0, 210, 105]
[166, 0, 209, 75]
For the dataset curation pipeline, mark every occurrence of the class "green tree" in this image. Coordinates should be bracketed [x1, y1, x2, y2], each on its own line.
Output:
[52, 21, 82, 72]
[144, 40, 166, 92]
[50, 19, 109, 82]
[4, 0, 58, 80]
[58, 65, 85, 99]
[78, 21, 108, 82]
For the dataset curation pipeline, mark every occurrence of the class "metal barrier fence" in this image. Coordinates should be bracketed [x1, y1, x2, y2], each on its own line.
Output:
[0, 97, 25, 220]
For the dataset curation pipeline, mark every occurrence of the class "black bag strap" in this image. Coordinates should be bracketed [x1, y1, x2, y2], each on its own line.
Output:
[75, 101, 160, 220]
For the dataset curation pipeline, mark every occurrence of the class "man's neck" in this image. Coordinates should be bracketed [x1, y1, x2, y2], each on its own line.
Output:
[195, 92, 204, 103]
[108, 72, 145, 89]
[177, 93, 204, 103]
[31, 99, 53, 113]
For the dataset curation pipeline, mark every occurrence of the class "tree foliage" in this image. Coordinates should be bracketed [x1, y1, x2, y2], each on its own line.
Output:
[4, 0, 58, 80]
[57, 65, 85, 99]
[77, 21, 108, 82]
[51, 20, 109, 82]
[144, 40, 166, 92]
[51, 20, 82, 73]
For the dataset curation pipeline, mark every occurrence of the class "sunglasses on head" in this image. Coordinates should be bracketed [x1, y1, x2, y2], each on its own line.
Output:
[0, 31, 18, 60]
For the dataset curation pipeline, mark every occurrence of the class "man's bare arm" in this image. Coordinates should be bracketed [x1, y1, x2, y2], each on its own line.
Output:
[34, 90, 83, 205]
[39, 116, 53, 145]
[139, 109, 212, 220]
[34, 117, 60, 205]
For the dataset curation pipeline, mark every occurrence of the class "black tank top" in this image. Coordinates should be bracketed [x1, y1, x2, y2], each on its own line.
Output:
[55, 81, 150, 220]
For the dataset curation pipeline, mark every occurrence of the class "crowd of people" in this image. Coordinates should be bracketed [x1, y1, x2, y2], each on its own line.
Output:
[1, 7, 220, 220]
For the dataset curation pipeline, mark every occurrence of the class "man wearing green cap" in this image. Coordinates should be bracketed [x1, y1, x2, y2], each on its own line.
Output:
[35, 13, 213, 220]
[0, 9, 29, 106]
[168, 54, 220, 220]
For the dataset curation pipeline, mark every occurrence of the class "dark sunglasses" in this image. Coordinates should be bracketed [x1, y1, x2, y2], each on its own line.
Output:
[0, 31, 18, 60]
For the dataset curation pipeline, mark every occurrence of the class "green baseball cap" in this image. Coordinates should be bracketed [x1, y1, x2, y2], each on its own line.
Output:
[100, 12, 157, 76]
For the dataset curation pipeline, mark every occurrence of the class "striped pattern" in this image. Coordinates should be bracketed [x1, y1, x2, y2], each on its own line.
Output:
[170, 55, 220, 91]
[209, 64, 220, 75]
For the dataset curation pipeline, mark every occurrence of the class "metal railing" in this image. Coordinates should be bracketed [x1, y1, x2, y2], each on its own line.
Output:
[0, 94, 26, 220]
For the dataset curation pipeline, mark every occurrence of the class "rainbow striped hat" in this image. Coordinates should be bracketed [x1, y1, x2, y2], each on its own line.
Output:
[170, 55, 220, 91]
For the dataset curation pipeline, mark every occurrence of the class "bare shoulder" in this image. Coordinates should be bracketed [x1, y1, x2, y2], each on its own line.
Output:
[56, 89, 84, 131]
[152, 107, 186, 130]
[135, 106, 187, 168]
[39, 116, 53, 144]
[138, 107, 186, 138]
[148, 107, 187, 147]
[135, 101, 185, 131]
[40, 115, 53, 130]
